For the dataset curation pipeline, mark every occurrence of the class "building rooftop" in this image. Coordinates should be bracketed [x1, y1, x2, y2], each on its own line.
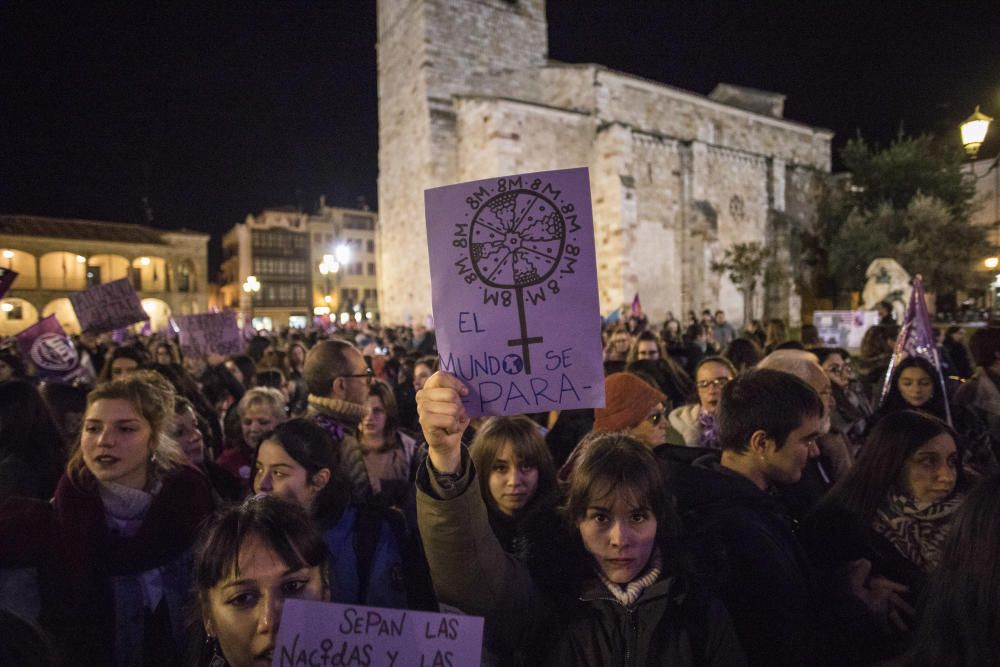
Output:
[0, 215, 204, 245]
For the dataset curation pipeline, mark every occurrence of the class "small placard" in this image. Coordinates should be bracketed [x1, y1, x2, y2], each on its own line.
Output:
[69, 278, 149, 334]
[16, 315, 89, 382]
[273, 599, 483, 667]
[174, 311, 243, 358]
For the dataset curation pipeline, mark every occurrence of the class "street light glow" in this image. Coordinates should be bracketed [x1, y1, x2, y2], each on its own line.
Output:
[986, 257, 999, 269]
[334, 243, 351, 265]
[242, 275, 261, 293]
[961, 106, 993, 158]
[1, 303, 12, 313]
[76, 255, 86, 264]
[2, 250, 13, 259]
[139, 256, 151, 266]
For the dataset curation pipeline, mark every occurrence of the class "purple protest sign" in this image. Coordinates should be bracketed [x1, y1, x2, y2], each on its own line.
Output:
[0, 267, 17, 299]
[174, 311, 243, 358]
[15, 315, 88, 382]
[69, 277, 149, 334]
[273, 599, 483, 667]
[425, 167, 605, 416]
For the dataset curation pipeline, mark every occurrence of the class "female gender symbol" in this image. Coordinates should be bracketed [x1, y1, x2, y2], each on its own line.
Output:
[467, 189, 567, 374]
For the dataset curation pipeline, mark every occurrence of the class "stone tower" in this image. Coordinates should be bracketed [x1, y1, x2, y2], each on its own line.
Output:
[377, 1, 831, 325]
[376, 0, 549, 323]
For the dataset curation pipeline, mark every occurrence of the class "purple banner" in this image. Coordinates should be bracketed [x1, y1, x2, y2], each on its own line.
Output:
[16, 315, 88, 382]
[0, 267, 17, 299]
[69, 277, 149, 334]
[274, 599, 483, 667]
[425, 167, 605, 416]
[174, 311, 243, 358]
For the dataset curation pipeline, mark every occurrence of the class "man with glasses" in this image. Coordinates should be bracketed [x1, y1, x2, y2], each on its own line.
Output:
[303, 339, 375, 500]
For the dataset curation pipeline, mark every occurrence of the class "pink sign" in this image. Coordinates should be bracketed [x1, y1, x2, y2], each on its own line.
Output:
[69, 277, 149, 334]
[424, 167, 605, 416]
[16, 315, 88, 382]
[274, 600, 483, 667]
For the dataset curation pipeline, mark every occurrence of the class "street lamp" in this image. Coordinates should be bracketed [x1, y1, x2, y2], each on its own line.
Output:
[319, 244, 351, 311]
[961, 106, 993, 159]
[242, 275, 261, 327]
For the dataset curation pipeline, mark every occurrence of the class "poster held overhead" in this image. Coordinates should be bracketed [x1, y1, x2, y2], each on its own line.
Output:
[15, 315, 90, 383]
[174, 311, 243, 359]
[69, 277, 149, 334]
[425, 167, 605, 417]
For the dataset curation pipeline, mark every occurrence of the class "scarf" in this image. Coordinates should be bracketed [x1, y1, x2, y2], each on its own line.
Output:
[307, 394, 372, 502]
[872, 491, 964, 572]
[596, 549, 663, 607]
[697, 409, 720, 449]
[98, 481, 165, 612]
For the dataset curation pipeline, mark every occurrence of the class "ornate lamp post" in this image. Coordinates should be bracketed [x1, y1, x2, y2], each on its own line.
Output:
[242, 275, 261, 327]
[961, 107, 1000, 311]
[318, 243, 351, 315]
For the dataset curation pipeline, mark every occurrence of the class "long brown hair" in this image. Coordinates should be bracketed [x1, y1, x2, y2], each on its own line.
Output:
[470, 416, 556, 513]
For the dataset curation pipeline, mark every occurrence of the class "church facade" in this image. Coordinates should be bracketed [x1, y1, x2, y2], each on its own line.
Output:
[377, 0, 832, 325]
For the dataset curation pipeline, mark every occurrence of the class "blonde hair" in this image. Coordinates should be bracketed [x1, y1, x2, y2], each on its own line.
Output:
[237, 387, 288, 419]
[68, 371, 187, 487]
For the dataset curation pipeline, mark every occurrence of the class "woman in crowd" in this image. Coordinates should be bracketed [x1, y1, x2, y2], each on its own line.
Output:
[896, 472, 1000, 666]
[172, 396, 242, 502]
[217, 387, 287, 489]
[763, 318, 787, 355]
[98, 344, 149, 382]
[357, 380, 421, 510]
[225, 354, 257, 390]
[602, 328, 632, 374]
[857, 324, 895, 401]
[591, 372, 670, 449]
[870, 356, 995, 470]
[152, 340, 181, 366]
[285, 341, 309, 415]
[192, 496, 328, 667]
[468, 415, 557, 553]
[416, 372, 745, 665]
[668, 356, 736, 449]
[625, 331, 694, 407]
[252, 418, 433, 609]
[940, 325, 973, 380]
[0, 373, 214, 665]
[0, 380, 66, 500]
[814, 347, 872, 456]
[803, 410, 968, 661]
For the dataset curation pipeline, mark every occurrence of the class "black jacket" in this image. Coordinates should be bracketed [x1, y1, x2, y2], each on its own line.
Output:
[670, 456, 873, 667]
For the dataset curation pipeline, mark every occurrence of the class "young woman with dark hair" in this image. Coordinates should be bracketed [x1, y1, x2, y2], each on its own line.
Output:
[468, 416, 557, 554]
[98, 344, 150, 382]
[358, 380, 422, 511]
[894, 472, 1000, 666]
[252, 418, 434, 610]
[0, 373, 214, 665]
[172, 396, 242, 502]
[802, 410, 969, 662]
[192, 496, 329, 667]
[416, 371, 745, 665]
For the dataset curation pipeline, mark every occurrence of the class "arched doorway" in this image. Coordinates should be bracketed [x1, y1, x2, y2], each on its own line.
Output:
[0, 298, 39, 336]
[42, 298, 82, 334]
[139, 298, 171, 332]
[0, 248, 38, 288]
[40, 252, 87, 291]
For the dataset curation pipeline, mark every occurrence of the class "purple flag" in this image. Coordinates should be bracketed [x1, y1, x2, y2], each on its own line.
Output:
[0, 267, 17, 299]
[16, 315, 89, 383]
[69, 277, 149, 334]
[879, 275, 951, 424]
[424, 167, 605, 417]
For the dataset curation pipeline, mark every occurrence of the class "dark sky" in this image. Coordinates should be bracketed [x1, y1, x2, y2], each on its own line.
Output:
[3, 2, 1000, 274]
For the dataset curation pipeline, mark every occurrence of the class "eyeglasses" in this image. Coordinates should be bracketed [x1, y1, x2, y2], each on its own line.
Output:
[341, 367, 374, 384]
[646, 409, 668, 426]
[696, 377, 731, 390]
[824, 364, 849, 375]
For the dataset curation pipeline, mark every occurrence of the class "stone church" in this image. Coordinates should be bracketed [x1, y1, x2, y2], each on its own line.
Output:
[377, 0, 832, 326]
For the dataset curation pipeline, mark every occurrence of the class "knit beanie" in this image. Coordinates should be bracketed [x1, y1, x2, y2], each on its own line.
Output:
[593, 372, 667, 432]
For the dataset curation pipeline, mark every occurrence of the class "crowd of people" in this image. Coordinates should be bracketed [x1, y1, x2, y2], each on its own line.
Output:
[0, 309, 999, 666]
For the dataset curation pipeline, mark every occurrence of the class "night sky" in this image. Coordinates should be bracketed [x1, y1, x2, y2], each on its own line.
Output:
[3, 2, 1000, 275]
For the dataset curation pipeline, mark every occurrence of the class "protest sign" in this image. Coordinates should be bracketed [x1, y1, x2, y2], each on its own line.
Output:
[425, 167, 605, 416]
[813, 310, 879, 350]
[16, 315, 89, 383]
[0, 266, 17, 299]
[69, 278, 149, 334]
[174, 311, 243, 358]
[274, 600, 483, 667]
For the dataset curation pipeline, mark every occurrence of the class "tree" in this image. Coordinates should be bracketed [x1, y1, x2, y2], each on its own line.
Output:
[809, 133, 987, 304]
[711, 241, 771, 323]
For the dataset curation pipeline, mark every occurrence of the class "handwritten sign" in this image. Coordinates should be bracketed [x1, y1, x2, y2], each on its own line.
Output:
[174, 311, 243, 358]
[16, 315, 89, 382]
[0, 267, 17, 299]
[424, 167, 605, 416]
[274, 600, 483, 667]
[69, 278, 149, 334]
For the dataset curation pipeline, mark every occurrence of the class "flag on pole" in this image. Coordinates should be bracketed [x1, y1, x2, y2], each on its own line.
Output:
[631, 293, 643, 318]
[604, 308, 621, 324]
[879, 275, 951, 425]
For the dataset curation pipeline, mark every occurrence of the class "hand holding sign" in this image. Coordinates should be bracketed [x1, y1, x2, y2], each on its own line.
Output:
[416, 371, 470, 475]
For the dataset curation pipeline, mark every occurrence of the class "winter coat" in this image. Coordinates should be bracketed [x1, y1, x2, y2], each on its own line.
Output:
[953, 368, 1000, 463]
[669, 456, 873, 667]
[416, 454, 746, 667]
[0, 466, 213, 666]
[668, 404, 703, 447]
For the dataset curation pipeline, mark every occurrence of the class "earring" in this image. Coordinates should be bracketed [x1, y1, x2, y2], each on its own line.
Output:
[205, 634, 228, 667]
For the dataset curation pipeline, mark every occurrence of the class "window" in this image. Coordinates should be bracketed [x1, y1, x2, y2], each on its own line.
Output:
[367, 262, 376, 276]
[4, 303, 22, 320]
[314, 233, 322, 243]
[130, 267, 142, 291]
[366, 240, 375, 253]
[87, 266, 102, 288]
[343, 214, 374, 230]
